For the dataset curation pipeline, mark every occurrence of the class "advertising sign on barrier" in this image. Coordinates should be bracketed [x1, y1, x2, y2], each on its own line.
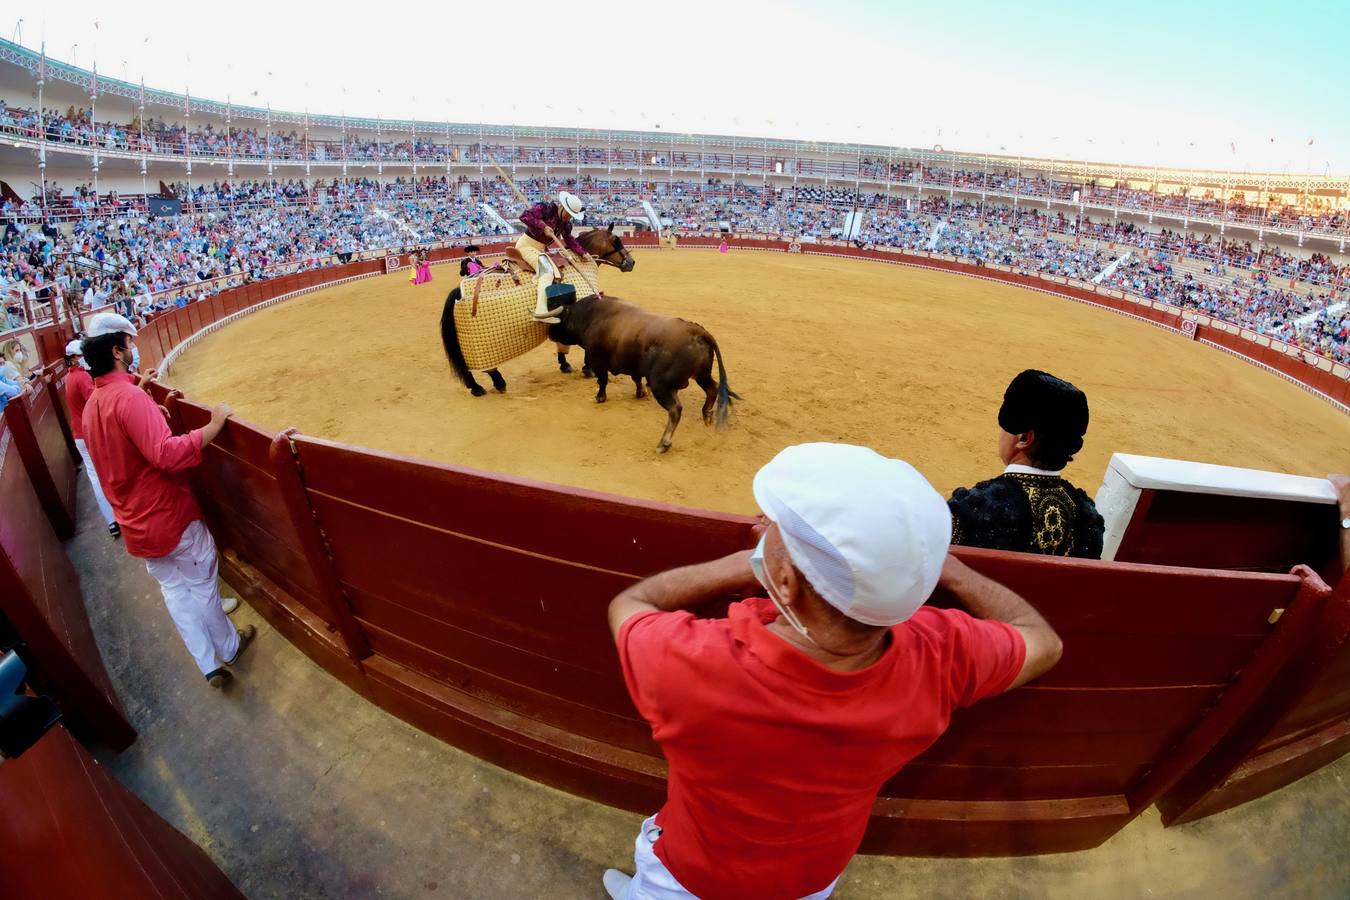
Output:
[384, 254, 403, 273]
[1180, 320, 1198, 341]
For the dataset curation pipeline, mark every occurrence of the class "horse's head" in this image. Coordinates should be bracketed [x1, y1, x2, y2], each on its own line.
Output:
[581, 223, 636, 273]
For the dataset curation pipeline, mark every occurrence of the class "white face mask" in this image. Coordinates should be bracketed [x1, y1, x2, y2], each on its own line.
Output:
[749, 534, 815, 644]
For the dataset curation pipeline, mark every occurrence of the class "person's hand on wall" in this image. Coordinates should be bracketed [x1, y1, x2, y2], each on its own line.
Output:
[1331, 474, 1350, 579]
[1330, 474, 1350, 507]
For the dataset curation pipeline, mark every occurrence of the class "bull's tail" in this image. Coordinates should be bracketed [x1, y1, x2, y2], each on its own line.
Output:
[440, 288, 477, 390]
[709, 336, 739, 431]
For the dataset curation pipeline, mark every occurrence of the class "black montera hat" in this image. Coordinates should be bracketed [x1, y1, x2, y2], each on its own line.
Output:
[998, 369, 1089, 452]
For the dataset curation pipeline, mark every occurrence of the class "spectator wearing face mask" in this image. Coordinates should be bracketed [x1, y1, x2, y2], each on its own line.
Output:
[80, 312, 251, 689]
[603, 443, 1062, 899]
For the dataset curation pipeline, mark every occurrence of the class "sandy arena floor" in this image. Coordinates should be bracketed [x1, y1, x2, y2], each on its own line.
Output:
[169, 250, 1350, 514]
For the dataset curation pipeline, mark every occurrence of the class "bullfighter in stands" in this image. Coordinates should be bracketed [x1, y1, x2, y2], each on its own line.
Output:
[948, 369, 1106, 558]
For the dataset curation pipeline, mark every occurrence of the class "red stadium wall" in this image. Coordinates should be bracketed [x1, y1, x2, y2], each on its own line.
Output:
[0, 725, 244, 899]
[115, 241, 1350, 857]
[0, 414, 135, 751]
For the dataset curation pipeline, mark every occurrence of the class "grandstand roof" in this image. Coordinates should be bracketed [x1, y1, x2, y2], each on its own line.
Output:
[1, 39, 1346, 190]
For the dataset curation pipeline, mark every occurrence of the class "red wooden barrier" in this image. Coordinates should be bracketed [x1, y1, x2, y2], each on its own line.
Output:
[43, 362, 81, 466]
[186, 301, 205, 337]
[1157, 575, 1350, 823]
[0, 420, 134, 750]
[3, 377, 78, 539]
[32, 320, 74, 367]
[135, 240, 1350, 856]
[150, 396, 1328, 855]
[157, 391, 365, 693]
[0, 726, 242, 899]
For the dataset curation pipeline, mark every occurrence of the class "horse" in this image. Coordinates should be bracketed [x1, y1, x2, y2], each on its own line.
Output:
[440, 225, 635, 396]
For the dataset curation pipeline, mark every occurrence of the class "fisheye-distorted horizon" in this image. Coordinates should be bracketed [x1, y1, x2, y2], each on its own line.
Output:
[13, 0, 1350, 174]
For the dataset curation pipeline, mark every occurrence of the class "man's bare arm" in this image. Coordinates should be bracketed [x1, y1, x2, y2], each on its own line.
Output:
[608, 550, 756, 641]
[939, 555, 1063, 689]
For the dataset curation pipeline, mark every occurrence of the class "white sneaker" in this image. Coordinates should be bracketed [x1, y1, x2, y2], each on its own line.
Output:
[602, 869, 632, 899]
[222, 596, 240, 615]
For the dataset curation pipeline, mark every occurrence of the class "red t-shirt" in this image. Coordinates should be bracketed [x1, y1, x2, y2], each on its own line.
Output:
[618, 598, 1024, 899]
[82, 372, 205, 558]
[66, 366, 94, 441]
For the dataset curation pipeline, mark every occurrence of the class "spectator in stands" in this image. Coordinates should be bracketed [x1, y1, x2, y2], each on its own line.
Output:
[948, 370, 1105, 558]
[0, 361, 27, 412]
[63, 339, 120, 538]
[80, 312, 252, 689]
[604, 443, 1062, 899]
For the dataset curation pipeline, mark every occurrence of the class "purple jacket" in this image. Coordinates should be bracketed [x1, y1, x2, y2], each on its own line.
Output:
[519, 201, 587, 257]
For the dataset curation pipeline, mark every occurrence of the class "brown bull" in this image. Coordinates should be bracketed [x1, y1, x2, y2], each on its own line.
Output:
[547, 293, 739, 452]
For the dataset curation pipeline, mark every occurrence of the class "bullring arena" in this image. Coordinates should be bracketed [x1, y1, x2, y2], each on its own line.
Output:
[170, 249, 1350, 509]
[3, 17, 1350, 900]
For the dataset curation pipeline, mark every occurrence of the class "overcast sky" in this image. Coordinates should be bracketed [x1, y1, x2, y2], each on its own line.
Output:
[13, 0, 1350, 173]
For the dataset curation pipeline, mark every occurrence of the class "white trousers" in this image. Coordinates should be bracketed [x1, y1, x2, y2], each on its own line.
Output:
[514, 232, 560, 314]
[74, 437, 116, 526]
[620, 816, 839, 900]
[144, 520, 239, 676]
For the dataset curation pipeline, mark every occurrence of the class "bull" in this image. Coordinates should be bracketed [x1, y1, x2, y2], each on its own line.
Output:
[546, 289, 739, 453]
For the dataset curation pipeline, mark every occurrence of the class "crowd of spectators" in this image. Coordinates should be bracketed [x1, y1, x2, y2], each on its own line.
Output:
[5, 100, 1347, 237]
[2, 173, 1346, 363]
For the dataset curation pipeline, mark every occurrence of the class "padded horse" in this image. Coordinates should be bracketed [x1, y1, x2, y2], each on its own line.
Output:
[440, 226, 636, 396]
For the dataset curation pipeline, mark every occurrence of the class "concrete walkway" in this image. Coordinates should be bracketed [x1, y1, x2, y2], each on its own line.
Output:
[66, 488, 1350, 899]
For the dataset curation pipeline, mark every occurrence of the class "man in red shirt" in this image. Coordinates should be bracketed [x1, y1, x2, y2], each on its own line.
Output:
[81, 313, 255, 689]
[606, 443, 1063, 899]
[63, 339, 119, 537]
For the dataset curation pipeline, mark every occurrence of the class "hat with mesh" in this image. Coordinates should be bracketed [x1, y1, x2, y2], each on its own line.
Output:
[85, 311, 138, 338]
[752, 443, 951, 626]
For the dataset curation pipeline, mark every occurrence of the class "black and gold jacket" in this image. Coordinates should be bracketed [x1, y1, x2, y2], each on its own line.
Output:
[948, 470, 1105, 559]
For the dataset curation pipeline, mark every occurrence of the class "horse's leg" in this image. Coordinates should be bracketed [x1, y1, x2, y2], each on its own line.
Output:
[467, 376, 487, 397]
[488, 369, 507, 392]
[634, 376, 647, 400]
[582, 362, 594, 378]
[651, 383, 683, 453]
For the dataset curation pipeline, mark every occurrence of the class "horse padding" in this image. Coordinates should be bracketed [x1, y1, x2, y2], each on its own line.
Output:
[454, 257, 601, 371]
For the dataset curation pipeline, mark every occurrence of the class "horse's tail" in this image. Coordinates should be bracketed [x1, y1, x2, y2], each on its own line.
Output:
[440, 287, 477, 390]
[709, 335, 739, 431]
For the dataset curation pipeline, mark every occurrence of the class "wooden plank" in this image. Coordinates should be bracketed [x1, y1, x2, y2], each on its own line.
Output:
[0, 424, 134, 750]
[265, 430, 370, 661]
[1151, 573, 1342, 823]
[292, 436, 754, 578]
[186, 301, 204, 336]
[0, 726, 243, 899]
[168, 403, 331, 625]
[362, 622, 656, 754]
[3, 385, 75, 539]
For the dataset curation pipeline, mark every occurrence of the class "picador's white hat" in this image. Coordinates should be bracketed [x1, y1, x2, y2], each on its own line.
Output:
[65, 339, 84, 356]
[752, 443, 951, 626]
[85, 311, 138, 338]
[558, 191, 585, 223]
